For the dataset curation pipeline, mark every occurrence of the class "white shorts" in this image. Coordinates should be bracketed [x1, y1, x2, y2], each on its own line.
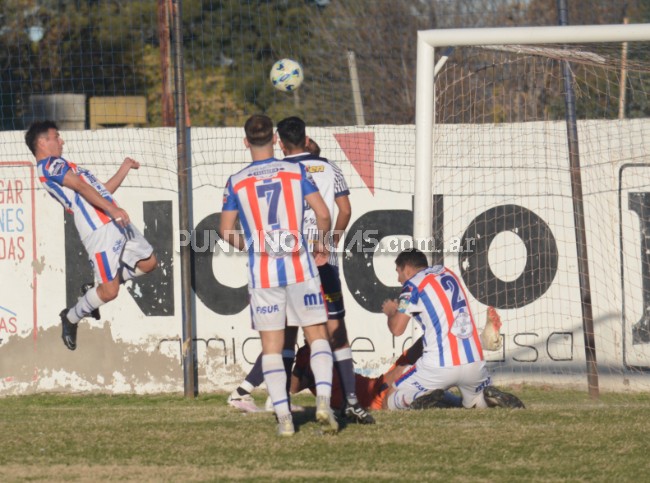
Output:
[387, 359, 491, 410]
[83, 222, 154, 284]
[249, 276, 327, 331]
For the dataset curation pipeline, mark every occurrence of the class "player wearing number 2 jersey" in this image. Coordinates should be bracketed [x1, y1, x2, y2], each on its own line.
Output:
[381, 249, 524, 410]
[219, 114, 338, 436]
[381, 248, 492, 410]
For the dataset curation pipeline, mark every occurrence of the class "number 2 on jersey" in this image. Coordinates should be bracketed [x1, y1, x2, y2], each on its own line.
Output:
[440, 274, 467, 311]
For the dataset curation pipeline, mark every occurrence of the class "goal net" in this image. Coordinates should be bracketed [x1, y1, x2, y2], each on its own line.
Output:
[415, 24, 650, 394]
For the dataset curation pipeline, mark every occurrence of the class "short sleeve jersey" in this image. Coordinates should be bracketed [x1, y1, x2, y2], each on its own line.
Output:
[37, 156, 117, 240]
[222, 157, 320, 288]
[398, 266, 484, 367]
[284, 153, 350, 267]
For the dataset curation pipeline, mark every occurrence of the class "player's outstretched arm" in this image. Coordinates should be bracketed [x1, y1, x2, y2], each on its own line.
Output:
[62, 171, 130, 227]
[104, 157, 140, 194]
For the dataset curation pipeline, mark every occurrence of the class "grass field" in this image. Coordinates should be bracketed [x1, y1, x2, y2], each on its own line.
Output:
[1, 387, 649, 482]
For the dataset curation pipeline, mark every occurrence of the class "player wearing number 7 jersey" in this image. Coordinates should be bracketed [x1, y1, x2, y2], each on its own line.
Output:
[381, 248, 523, 410]
[219, 114, 338, 436]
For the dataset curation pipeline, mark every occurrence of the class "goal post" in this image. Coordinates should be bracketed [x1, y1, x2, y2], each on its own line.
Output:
[415, 23, 650, 245]
[415, 23, 650, 396]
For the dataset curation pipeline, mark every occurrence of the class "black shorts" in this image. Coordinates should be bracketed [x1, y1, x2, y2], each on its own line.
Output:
[318, 263, 345, 320]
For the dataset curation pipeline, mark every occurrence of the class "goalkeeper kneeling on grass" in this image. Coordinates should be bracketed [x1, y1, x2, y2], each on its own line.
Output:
[380, 249, 525, 410]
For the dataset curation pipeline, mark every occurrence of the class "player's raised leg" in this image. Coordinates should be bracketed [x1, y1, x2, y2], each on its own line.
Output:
[60, 223, 156, 350]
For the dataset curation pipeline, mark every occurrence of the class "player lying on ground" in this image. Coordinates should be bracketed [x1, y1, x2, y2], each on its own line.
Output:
[25, 120, 157, 351]
[381, 249, 524, 410]
[289, 324, 522, 411]
[289, 337, 460, 410]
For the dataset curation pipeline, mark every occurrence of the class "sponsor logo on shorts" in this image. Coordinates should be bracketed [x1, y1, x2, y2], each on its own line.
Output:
[303, 292, 324, 308]
[113, 238, 125, 254]
[475, 377, 492, 393]
[256, 304, 279, 314]
[412, 381, 426, 392]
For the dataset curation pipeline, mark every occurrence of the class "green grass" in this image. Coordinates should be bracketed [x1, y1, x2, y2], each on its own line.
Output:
[1, 388, 649, 482]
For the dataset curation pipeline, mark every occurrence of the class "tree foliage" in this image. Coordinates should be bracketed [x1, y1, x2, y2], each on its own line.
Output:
[1, 0, 650, 130]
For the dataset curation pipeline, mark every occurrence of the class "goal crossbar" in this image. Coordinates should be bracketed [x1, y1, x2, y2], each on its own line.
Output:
[414, 23, 650, 397]
[414, 23, 650, 243]
[418, 23, 650, 49]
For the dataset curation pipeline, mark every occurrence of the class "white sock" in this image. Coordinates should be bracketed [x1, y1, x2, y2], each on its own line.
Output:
[333, 347, 353, 361]
[67, 286, 104, 324]
[239, 380, 255, 394]
[310, 338, 333, 398]
[262, 353, 290, 418]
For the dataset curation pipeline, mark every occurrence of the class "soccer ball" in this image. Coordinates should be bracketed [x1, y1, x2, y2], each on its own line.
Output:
[270, 59, 304, 92]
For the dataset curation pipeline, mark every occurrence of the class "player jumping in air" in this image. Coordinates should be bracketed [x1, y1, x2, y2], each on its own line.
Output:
[25, 120, 157, 351]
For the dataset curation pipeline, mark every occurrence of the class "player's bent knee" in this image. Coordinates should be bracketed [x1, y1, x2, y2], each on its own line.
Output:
[303, 323, 329, 344]
[138, 254, 157, 273]
[97, 283, 120, 302]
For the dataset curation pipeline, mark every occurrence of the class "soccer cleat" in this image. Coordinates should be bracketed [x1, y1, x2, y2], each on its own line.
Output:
[411, 389, 447, 410]
[81, 283, 101, 320]
[315, 396, 339, 434]
[483, 385, 525, 409]
[344, 403, 376, 424]
[277, 414, 295, 437]
[60, 309, 78, 351]
[227, 391, 262, 413]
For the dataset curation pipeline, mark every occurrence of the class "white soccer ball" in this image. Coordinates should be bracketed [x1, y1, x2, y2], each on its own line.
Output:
[270, 59, 304, 92]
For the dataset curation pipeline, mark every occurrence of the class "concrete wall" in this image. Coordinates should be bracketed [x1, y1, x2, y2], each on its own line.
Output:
[1, 120, 650, 395]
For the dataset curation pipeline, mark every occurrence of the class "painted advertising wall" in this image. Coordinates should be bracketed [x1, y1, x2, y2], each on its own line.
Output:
[1, 121, 649, 395]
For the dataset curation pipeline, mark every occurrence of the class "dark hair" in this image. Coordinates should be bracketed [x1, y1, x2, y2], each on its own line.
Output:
[244, 114, 274, 146]
[277, 116, 306, 150]
[395, 248, 428, 270]
[306, 138, 321, 157]
[25, 120, 59, 155]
